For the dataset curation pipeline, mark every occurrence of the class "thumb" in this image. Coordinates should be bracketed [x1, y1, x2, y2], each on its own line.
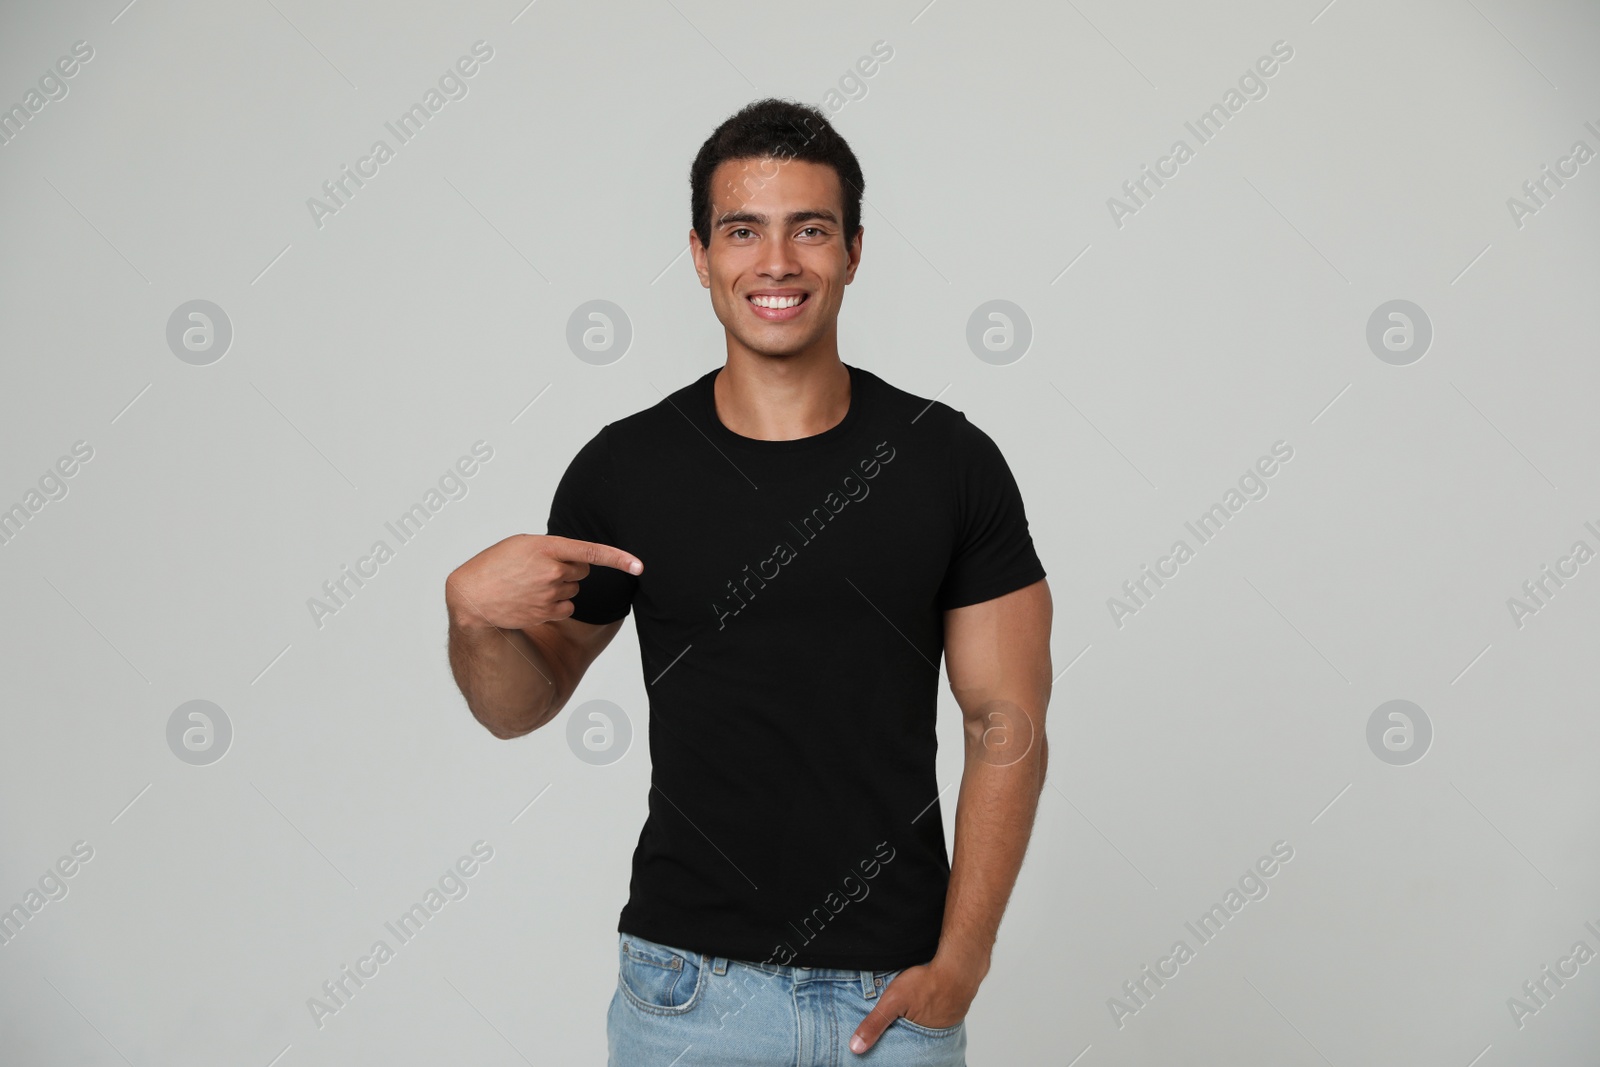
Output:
[548, 536, 643, 576]
[850, 994, 900, 1054]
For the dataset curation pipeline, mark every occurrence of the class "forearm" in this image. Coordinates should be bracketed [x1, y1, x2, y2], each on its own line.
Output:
[849, 581, 1052, 1050]
[446, 608, 559, 739]
[933, 720, 1049, 978]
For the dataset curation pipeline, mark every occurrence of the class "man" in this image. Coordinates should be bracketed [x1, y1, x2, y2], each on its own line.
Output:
[445, 98, 1052, 1065]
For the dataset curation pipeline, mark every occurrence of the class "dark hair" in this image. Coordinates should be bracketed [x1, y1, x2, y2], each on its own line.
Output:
[689, 98, 865, 250]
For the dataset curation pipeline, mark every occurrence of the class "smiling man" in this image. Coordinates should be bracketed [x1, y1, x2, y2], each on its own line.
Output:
[445, 98, 1052, 1066]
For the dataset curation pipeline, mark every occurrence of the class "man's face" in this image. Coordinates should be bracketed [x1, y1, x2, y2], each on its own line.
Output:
[691, 157, 862, 359]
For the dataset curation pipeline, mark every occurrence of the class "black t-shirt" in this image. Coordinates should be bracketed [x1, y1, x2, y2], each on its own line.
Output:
[545, 362, 1046, 969]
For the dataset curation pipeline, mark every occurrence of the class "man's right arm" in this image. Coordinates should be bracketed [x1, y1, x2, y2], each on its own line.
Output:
[444, 533, 642, 740]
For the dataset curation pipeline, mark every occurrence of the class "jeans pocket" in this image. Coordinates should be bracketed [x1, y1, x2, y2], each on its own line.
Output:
[618, 934, 703, 1015]
[878, 970, 965, 1037]
[894, 1016, 965, 1038]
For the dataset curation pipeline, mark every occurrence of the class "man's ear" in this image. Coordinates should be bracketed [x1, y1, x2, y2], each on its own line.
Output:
[689, 229, 711, 289]
[844, 226, 863, 284]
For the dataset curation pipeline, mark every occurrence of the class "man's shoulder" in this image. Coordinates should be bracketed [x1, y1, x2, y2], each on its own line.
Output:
[585, 369, 713, 446]
[857, 366, 985, 444]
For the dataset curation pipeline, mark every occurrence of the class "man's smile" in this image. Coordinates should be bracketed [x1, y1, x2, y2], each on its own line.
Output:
[746, 289, 810, 321]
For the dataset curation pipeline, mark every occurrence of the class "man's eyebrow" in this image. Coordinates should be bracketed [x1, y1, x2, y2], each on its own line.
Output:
[786, 210, 839, 226]
[714, 209, 841, 228]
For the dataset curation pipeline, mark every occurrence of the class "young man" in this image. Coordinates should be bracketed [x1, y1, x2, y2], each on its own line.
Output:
[445, 99, 1052, 1065]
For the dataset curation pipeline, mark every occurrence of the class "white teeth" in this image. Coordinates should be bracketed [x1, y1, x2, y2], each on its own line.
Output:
[749, 294, 803, 309]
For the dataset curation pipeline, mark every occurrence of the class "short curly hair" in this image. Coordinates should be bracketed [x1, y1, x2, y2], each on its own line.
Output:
[689, 98, 865, 250]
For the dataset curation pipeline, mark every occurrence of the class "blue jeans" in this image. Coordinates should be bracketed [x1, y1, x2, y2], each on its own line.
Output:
[607, 932, 968, 1066]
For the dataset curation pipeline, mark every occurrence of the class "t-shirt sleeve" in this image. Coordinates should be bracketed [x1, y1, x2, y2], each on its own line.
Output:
[544, 425, 638, 624]
[935, 414, 1048, 611]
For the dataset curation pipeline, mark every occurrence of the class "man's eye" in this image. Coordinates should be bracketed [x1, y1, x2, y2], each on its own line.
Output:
[800, 227, 823, 237]
[731, 228, 753, 239]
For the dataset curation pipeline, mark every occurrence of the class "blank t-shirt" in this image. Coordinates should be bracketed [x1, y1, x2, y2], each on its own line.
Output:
[545, 362, 1046, 970]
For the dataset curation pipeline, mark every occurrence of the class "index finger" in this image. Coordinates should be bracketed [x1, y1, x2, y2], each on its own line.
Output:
[546, 535, 643, 575]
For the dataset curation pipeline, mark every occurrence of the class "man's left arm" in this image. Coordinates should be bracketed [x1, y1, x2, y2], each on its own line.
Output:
[851, 576, 1052, 1053]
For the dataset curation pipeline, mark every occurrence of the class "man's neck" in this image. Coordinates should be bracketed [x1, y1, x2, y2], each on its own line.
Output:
[713, 349, 852, 442]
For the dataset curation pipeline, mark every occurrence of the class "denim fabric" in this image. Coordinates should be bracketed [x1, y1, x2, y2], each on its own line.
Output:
[607, 932, 967, 1066]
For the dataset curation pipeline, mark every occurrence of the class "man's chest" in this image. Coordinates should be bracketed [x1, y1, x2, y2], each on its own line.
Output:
[614, 441, 955, 639]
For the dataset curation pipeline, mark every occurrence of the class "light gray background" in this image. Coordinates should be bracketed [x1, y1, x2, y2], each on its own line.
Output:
[2, 0, 1598, 1063]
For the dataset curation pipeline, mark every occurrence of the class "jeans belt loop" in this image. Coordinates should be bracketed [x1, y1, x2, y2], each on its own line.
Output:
[859, 969, 878, 999]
